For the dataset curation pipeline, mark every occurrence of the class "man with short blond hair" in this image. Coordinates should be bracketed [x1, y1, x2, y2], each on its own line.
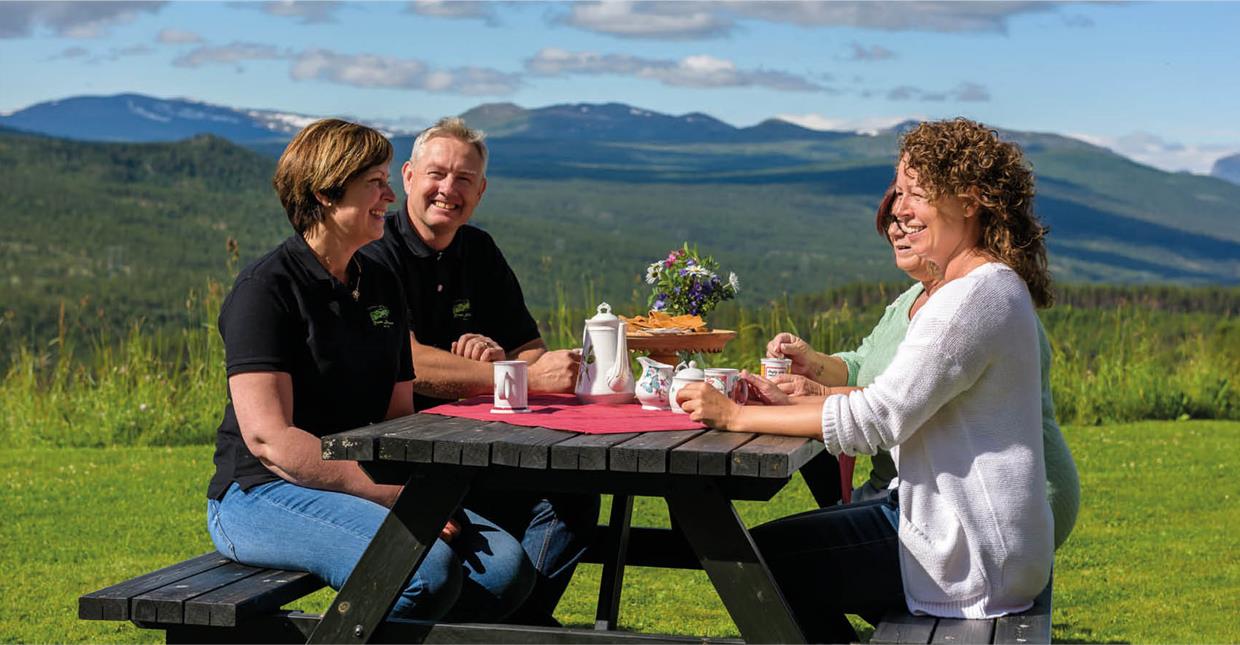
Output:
[363, 116, 596, 625]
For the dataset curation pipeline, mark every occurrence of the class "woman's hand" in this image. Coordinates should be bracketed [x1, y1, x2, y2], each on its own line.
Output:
[771, 374, 829, 398]
[766, 332, 816, 376]
[742, 371, 792, 406]
[440, 519, 462, 543]
[677, 382, 743, 430]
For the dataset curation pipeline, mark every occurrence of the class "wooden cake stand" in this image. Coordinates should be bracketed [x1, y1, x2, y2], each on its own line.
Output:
[625, 329, 737, 366]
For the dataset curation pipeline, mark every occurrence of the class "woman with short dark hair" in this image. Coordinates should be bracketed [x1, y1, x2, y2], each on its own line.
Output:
[206, 119, 534, 621]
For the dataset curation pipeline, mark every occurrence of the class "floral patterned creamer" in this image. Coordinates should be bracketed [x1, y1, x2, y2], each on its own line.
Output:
[635, 356, 674, 411]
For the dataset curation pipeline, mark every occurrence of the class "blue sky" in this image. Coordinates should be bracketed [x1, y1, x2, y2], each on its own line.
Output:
[2, 1, 1238, 173]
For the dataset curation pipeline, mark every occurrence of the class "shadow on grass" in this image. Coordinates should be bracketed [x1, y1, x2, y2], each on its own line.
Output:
[1054, 623, 1130, 644]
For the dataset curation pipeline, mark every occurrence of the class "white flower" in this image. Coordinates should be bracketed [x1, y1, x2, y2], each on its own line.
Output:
[645, 262, 661, 284]
[685, 265, 711, 277]
[728, 272, 740, 293]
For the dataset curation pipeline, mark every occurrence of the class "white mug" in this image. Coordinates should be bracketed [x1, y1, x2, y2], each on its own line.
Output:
[760, 357, 792, 380]
[491, 361, 530, 414]
[705, 367, 748, 405]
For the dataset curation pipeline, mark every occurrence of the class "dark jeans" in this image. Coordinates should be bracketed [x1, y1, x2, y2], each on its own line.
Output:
[464, 490, 601, 626]
[751, 493, 905, 643]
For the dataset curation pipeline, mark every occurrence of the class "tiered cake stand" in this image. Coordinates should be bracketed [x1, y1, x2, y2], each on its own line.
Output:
[625, 329, 737, 366]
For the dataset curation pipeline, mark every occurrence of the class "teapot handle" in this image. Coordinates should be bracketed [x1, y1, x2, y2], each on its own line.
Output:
[575, 322, 592, 391]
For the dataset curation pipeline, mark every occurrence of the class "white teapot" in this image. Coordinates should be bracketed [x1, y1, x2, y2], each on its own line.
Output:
[574, 303, 635, 405]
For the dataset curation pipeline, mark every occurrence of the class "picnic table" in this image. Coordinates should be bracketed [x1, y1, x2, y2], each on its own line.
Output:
[307, 401, 828, 643]
[78, 395, 1051, 643]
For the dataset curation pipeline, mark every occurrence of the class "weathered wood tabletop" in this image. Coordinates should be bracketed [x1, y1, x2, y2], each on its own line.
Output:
[311, 411, 827, 644]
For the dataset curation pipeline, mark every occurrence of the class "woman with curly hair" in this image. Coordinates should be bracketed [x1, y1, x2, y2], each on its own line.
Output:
[761, 183, 1078, 551]
[677, 118, 1057, 641]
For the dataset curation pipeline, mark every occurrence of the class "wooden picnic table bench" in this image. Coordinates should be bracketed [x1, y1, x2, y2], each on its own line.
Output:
[78, 554, 1051, 644]
[870, 577, 1053, 644]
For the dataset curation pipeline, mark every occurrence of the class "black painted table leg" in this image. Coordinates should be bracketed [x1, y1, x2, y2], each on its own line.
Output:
[665, 479, 806, 644]
[593, 493, 634, 630]
[800, 451, 843, 508]
[307, 469, 474, 644]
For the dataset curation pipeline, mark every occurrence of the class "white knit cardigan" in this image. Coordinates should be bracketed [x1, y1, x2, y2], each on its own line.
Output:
[822, 263, 1054, 618]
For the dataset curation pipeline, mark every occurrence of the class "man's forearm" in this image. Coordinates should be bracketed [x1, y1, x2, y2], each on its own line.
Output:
[410, 341, 495, 399]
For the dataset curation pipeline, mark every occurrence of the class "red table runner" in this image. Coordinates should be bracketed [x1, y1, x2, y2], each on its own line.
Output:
[422, 393, 706, 434]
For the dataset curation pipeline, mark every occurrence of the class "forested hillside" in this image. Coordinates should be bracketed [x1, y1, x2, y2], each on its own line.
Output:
[3, 119, 1239, 349]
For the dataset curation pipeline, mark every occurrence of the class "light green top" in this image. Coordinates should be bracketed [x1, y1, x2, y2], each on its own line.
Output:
[834, 283, 1080, 549]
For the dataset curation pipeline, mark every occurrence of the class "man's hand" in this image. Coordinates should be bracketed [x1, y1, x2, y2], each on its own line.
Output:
[771, 374, 829, 398]
[528, 349, 581, 393]
[765, 332, 816, 377]
[451, 333, 505, 362]
[677, 382, 742, 430]
[742, 371, 792, 406]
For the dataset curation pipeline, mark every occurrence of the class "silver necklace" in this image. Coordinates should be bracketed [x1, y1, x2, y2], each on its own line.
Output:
[349, 257, 362, 301]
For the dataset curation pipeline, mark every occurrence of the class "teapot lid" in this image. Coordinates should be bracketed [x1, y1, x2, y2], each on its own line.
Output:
[586, 302, 619, 326]
[673, 360, 706, 380]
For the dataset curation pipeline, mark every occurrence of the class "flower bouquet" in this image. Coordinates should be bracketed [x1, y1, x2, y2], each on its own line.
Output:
[643, 244, 739, 318]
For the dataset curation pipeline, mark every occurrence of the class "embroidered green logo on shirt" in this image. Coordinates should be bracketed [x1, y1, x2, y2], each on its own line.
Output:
[452, 299, 472, 321]
[368, 305, 394, 328]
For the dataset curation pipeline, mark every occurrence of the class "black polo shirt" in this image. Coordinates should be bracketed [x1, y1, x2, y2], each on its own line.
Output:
[207, 234, 414, 500]
[362, 205, 541, 410]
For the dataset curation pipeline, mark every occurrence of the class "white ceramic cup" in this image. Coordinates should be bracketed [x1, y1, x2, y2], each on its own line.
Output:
[760, 357, 792, 380]
[492, 360, 530, 414]
[704, 367, 748, 405]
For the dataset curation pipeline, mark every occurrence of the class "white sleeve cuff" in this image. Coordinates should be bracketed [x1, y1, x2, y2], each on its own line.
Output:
[821, 395, 844, 456]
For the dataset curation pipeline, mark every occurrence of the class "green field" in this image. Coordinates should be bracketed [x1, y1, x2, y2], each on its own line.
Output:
[3, 420, 1237, 643]
[2, 283, 1237, 642]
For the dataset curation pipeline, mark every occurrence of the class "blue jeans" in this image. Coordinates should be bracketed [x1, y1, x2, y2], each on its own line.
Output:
[462, 491, 600, 625]
[207, 481, 535, 621]
[750, 493, 904, 643]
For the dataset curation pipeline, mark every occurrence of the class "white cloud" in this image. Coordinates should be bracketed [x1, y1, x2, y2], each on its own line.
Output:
[844, 42, 897, 61]
[98, 44, 154, 62]
[558, 1, 733, 39]
[553, 1, 1077, 39]
[228, 1, 344, 24]
[46, 46, 91, 61]
[777, 112, 918, 135]
[167, 42, 519, 95]
[724, 1, 1062, 34]
[172, 42, 287, 68]
[48, 43, 153, 63]
[885, 82, 990, 102]
[157, 28, 204, 44]
[1068, 131, 1240, 175]
[527, 48, 824, 91]
[953, 82, 990, 102]
[406, 0, 499, 25]
[290, 49, 522, 95]
[0, 1, 165, 39]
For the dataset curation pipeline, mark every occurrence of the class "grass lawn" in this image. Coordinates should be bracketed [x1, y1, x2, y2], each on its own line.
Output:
[2, 420, 1237, 643]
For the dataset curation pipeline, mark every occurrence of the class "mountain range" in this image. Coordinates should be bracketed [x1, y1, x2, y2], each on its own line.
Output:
[1, 93, 1238, 341]
[1213, 153, 1240, 185]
